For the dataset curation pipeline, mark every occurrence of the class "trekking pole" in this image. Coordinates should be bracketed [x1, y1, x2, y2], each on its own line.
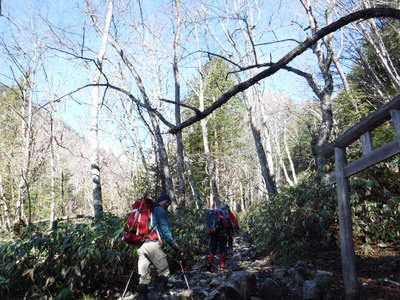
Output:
[121, 268, 135, 299]
[177, 259, 191, 290]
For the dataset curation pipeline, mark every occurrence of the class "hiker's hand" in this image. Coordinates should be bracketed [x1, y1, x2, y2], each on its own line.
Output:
[172, 242, 180, 251]
[172, 243, 183, 259]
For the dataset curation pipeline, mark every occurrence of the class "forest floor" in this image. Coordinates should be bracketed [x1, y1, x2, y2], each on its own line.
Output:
[117, 234, 400, 300]
[316, 243, 400, 300]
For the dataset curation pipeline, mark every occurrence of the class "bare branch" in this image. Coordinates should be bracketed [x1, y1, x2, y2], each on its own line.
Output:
[158, 98, 201, 115]
[169, 7, 400, 134]
[51, 83, 175, 128]
[254, 38, 301, 46]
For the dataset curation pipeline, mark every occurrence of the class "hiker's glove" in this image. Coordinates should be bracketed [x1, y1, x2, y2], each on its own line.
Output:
[172, 243, 180, 251]
[172, 243, 183, 259]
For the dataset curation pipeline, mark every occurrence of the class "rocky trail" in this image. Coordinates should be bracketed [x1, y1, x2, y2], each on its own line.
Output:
[115, 233, 400, 300]
[118, 234, 344, 300]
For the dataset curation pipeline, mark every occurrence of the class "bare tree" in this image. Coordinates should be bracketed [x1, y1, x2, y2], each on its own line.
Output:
[191, 25, 221, 208]
[172, 0, 186, 206]
[87, 0, 114, 218]
[169, 7, 400, 135]
[49, 112, 57, 229]
[85, 2, 178, 204]
[199, 0, 278, 195]
[0, 175, 11, 230]
[338, 0, 400, 96]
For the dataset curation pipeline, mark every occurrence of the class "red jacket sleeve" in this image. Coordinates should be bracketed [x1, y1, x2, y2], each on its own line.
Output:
[229, 211, 239, 228]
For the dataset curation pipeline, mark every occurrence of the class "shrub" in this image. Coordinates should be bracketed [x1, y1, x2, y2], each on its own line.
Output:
[0, 213, 136, 299]
[0, 208, 208, 299]
[351, 161, 400, 246]
[242, 176, 338, 264]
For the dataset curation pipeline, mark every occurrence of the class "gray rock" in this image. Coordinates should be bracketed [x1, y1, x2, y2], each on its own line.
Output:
[272, 268, 287, 281]
[194, 287, 209, 297]
[176, 289, 194, 299]
[214, 270, 257, 300]
[200, 279, 209, 285]
[210, 278, 224, 287]
[314, 270, 333, 289]
[287, 267, 305, 292]
[258, 278, 282, 299]
[205, 287, 222, 300]
[303, 280, 322, 300]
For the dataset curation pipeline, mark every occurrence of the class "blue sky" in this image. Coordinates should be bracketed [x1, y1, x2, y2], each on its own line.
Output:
[0, 0, 333, 154]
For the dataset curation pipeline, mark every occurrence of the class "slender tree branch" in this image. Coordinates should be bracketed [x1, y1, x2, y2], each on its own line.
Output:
[52, 83, 175, 128]
[159, 98, 201, 115]
[169, 7, 400, 134]
[255, 38, 301, 46]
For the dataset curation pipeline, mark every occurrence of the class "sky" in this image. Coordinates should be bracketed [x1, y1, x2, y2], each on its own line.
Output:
[0, 0, 332, 155]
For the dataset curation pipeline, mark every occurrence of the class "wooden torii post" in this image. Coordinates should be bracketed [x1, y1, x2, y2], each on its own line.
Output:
[318, 94, 400, 300]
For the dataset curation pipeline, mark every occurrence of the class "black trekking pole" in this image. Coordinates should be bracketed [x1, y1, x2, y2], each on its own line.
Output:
[121, 268, 135, 299]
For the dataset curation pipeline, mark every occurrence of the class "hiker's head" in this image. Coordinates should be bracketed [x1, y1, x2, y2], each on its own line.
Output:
[157, 194, 171, 208]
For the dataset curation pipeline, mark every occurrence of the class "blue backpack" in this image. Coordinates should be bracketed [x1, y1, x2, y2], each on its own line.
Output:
[205, 209, 228, 235]
[218, 205, 233, 229]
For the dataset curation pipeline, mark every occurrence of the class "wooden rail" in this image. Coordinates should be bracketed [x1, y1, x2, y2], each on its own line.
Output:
[320, 94, 400, 184]
[320, 94, 400, 300]
[319, 94, 400, 158]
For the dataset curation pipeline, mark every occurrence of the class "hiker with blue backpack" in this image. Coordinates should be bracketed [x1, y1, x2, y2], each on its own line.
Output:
[205, 205, 240, 271]
[205, 209, 230, 271]
[123, 193, 181, 300]
[218, 204, 239, 251]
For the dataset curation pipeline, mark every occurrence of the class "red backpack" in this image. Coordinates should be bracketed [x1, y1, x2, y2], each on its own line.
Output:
[123, 197, 157, 245]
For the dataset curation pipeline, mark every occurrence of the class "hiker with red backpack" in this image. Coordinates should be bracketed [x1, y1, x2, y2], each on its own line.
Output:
[123, 194, 180, 300]
[205, 209, 229, 271]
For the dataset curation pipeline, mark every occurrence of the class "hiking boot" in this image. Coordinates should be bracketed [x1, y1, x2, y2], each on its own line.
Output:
[134, 284, 149, 300]
[154, 275, 169, 294]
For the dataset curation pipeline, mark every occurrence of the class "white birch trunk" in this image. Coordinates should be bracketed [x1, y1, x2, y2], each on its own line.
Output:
[49, 114, 57, 229]
[0, 176, 11, 230]
[16, 71, 35, 223]
[283, 121, 298, 185]
[89, 0, 114, 218]
[184, 156, 202, 209]
[195, 26, 220, 208]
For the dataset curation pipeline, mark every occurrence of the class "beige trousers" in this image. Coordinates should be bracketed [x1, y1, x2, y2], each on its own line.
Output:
[137, 241, 170, 285]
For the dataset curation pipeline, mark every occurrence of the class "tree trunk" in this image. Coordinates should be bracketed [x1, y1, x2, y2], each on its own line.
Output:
[248, 111, 277, 195]
[132, 123, 148, 172]
[198, 83, 220, 208]
[193, 26, 220, 208]
[17, 72, 35, 223]
[272, 127, 294, 187]
[301, 0, 334, 178]
[49, 114, 57, 229]
[283, 121, 298, 185]
[243, 88, 277, 195]
[89, 0, 114, 218]
[61, 170, 66, 217]
[0, 176, 11, 230]
[173, 0, 186, 206]
[365, 19, 400, 88]
[185, 156, 202, 209]
[152, 118, 176, 204]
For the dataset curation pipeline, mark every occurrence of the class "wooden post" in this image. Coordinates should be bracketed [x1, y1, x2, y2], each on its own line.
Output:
[360, 132, 373, 155]
[390, 109, 400, 140]
[335, 147, 359, 300]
